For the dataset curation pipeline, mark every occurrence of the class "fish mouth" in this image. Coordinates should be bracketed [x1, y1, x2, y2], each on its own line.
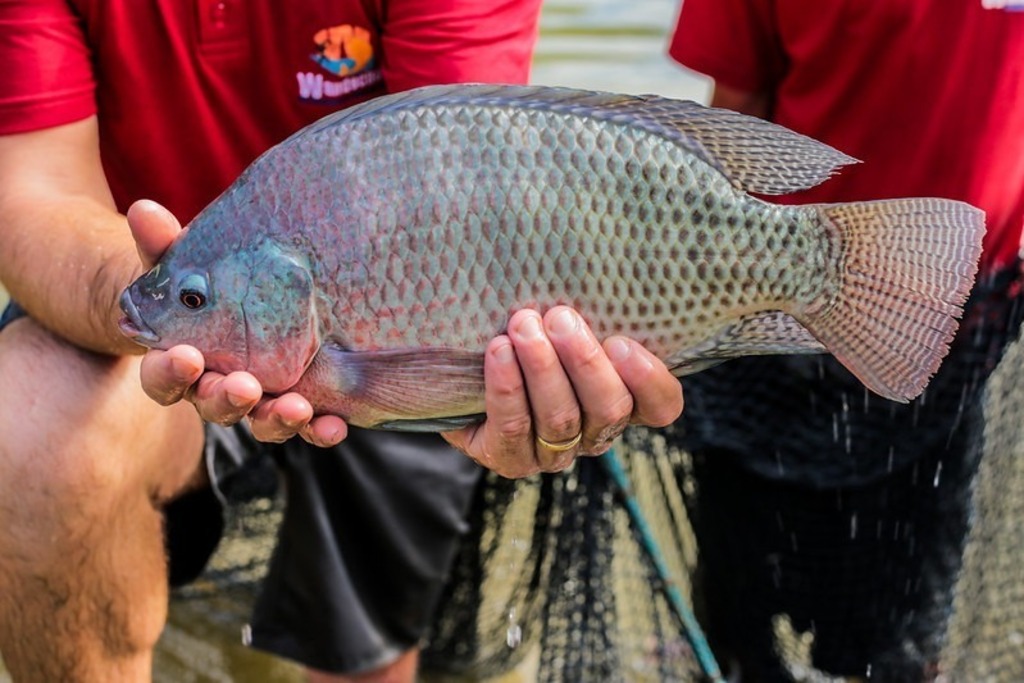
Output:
[118, 290, 161, 346]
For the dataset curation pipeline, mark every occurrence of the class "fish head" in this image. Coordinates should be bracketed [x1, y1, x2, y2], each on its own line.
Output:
[120, 236, 322, 394]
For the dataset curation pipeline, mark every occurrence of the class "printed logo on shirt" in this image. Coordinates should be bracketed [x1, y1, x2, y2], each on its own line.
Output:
[982, 0, 1024, 9]
[297, 24, 383, 103]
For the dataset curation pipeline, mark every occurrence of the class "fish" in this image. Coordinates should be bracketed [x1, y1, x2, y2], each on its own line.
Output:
[119, 84, 984, 431]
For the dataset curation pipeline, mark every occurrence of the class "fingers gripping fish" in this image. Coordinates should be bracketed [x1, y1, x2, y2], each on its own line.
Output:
[120, 84, 984, 431]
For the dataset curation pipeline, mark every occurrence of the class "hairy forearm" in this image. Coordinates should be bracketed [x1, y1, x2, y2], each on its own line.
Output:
[0, 118, 146, 356]
[0, 194, 145, 355]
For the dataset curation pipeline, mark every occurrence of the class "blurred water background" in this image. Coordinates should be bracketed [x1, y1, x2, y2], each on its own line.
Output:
[0, 1, 706, 681]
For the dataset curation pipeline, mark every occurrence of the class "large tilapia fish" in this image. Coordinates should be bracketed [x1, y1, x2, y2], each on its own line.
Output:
[120, 84, 984, 431]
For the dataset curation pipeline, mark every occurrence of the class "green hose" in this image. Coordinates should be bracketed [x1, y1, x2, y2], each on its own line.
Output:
[599, 447, 725, 683]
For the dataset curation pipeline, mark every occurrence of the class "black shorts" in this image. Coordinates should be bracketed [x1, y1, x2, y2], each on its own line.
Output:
[209, 426, 483, 674]
[1, 301, 484, 675]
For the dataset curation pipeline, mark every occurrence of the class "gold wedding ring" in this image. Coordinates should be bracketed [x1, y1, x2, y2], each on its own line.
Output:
[536, 430, 583, 452]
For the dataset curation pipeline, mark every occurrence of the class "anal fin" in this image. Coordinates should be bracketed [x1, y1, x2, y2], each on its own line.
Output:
[666, 311, 826, 376]
[375, 414, 486, 432]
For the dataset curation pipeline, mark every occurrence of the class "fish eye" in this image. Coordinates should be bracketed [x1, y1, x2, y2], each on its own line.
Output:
[177, 272, 210, 311]
[180, 290, 206, 309]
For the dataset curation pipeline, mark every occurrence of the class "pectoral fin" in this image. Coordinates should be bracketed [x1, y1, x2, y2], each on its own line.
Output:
[667, 311, 826, 376]
[313, 344, 486, 431]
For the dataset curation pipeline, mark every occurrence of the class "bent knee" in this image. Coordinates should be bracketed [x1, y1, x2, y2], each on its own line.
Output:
[0, 317, 203, 500]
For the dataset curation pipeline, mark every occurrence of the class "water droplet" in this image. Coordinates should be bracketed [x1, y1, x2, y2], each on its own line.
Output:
[850, 512, 858, 539]
[506, 608, 522, 649]
[506, 623, 523, 649]
[933, 461, 943, 488]
[241, 624, 252, 647]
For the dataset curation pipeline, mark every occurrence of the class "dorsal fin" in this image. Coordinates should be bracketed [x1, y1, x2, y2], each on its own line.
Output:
[292, 84, 859, 195]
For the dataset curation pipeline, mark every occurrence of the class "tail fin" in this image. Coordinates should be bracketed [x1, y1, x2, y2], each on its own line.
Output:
[803, 199, 984, 402]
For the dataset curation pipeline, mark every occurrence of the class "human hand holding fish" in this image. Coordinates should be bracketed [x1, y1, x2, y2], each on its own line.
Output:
[120, 84, 986, 475]
[443, 306, 683, 477]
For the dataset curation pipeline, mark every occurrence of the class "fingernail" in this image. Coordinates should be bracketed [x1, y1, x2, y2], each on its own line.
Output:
[547, 308, 578, 336]
[281, 413, 307, 429]
[493, 341, 515, 364]
[327, 425, 345, 443]
[170, 356, 198, 381]
[516, 314, 543, 340]
[226, 391, 250, 408]
[605, 337, 631, 362]
[326, 421, 349, 445]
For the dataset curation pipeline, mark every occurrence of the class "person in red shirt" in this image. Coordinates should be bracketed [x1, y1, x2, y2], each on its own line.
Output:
[670, 1, 1024, 679]
[0, 2, 684, 681]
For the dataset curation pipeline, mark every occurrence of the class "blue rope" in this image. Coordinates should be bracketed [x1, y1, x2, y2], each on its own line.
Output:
[599, 447, 725, 683]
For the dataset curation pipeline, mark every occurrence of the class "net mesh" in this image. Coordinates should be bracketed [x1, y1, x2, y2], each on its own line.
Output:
[941, 321, 1024, 682]
[421, 436, 703, 682]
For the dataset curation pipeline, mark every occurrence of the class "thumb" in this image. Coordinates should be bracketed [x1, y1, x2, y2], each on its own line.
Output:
[127, 199, 183, 269]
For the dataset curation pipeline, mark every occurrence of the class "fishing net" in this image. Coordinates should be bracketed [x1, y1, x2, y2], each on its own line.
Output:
[940, 317, 1024, 682]
[153, 267, 1024, 683]
[646, 266, 1024, 683]
[420, 434, 705, 683]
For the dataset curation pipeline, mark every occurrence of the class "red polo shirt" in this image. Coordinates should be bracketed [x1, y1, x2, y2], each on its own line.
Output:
[0, 0, 540, 222]
[670, 0, 1024, 273]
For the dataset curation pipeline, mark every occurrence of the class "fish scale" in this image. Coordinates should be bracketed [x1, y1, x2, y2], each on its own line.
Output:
[121, 84, 984, 429]
[336, 107, 800, 351]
